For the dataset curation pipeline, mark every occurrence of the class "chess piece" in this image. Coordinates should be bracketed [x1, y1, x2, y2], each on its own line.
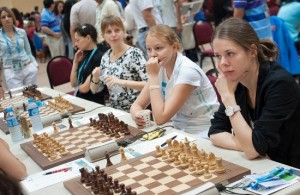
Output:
[191, 143, 200, 161]
[114, 179, 121, 193]
[180, 154, 188, 169]
[174, 152, 181, 166]
[8, 91, 12, 98]
[52, 122, 59, 133]
[23, 102, 27, 111]
[167, 150, 175, 162]
[195, 161, 204, 175]
[106, 152, 113, 167]
[188, 158, 196, 172]
[119, 147, 127, 162]
[155, 145, 162, 157]
[207, 152, 216, 170]
[161, 148, 168, 160]
[204, 165, 212, 179]
[19, 116, 31, 139]
[167, 138, 173, 153]
[68, 117, 74, 129]
[184, 138, 192, 158]
[216, 157, 226, 174]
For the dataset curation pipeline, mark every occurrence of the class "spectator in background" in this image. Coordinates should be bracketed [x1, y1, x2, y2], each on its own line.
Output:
[11, 8, 23, 29]
[130, 0, 162, 55]
[277, 0, 300, 52]
[155, 0, 182, 37]
[124, 0, 138, 46]
[95, 0, 121, 43]
[54, 0, 65, 25]
[233, 0, 273, 40]
[41, 0, 64, 57]
[0, 7, 38, 90]
[34, 6, 40, 14]
[62, 0, 77, 59]
[70, 0, 97, 46]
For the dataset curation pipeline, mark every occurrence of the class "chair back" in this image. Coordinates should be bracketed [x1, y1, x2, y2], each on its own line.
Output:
[193, 21, 213, 46]
[47, 56, 73, 89]
[206, 68, 221, 103]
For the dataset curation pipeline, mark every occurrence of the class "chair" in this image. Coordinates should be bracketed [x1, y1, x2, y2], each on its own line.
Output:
[206, 68, 221, 103]
[46, 56, 74, 95]
[193, 21, 216, 69]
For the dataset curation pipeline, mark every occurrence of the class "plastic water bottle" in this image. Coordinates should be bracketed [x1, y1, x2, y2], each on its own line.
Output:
[27, 98, 43, 132]
[6, 107, 24, 143]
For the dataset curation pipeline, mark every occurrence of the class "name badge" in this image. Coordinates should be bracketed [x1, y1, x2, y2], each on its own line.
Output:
[12, 59, 23, 73]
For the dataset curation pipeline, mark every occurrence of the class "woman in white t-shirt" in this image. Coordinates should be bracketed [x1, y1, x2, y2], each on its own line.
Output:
[130, 24, 219, 137]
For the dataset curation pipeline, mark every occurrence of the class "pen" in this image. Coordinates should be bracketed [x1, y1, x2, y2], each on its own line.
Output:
[161, 135, 177, 147]
[43, 167, 72, 175]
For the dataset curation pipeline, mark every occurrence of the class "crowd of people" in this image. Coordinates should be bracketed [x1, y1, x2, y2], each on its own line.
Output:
[0, 0, 300, 192]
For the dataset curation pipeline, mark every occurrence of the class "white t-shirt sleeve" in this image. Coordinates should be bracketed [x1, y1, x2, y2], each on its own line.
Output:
[138, 0, 154, 11]
[175, 66, 201, 87]
[70, 6, 79, 25]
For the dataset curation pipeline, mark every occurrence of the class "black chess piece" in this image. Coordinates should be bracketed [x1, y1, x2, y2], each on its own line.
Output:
[106, 152, 113, 167]
[23, 102, 27, 111]
[68, 117, 74, 129]
[8, 91, 12, 98]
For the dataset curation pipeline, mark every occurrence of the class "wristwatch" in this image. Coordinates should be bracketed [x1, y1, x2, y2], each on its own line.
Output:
[225, 105, 241, 117]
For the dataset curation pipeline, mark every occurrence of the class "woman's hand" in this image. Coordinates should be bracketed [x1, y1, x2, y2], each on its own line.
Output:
[104, 76, 122, 89]
[133, 112, 146, 129]
[74, 49, 84, 65]
[92, 67, 101, 80]
[215, 74, 238, 105]
[146, 57, 161, 77]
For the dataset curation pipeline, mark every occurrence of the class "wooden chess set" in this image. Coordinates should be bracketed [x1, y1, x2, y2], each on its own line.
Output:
[0, 84, 51, 112]
[64, 138, 251, 195]
[0, 95, 85, 134]
[21, 113, 146, 170]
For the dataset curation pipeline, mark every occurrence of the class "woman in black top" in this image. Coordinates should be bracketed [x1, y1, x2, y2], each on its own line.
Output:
[208, 18, 300, 169]
[70, 23, 107, 104]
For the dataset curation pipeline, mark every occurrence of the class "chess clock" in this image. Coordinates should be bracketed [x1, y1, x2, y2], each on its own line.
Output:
[85, 140, 119, 162]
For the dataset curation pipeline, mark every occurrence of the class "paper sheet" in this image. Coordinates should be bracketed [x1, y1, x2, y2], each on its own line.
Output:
[21, 158, 94, 193]
[125, 131, 196, 158]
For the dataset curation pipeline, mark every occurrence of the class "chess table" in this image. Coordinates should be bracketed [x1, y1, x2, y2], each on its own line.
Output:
[0, 103, 85, 134]
[21, 122, 145, 170]
[0, 93, 52, 112]
[64, 151, 251, 195]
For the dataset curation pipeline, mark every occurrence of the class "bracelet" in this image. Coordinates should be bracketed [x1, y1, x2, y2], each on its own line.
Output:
[91, 79, 100, 84]
[149, 85, 160, 91]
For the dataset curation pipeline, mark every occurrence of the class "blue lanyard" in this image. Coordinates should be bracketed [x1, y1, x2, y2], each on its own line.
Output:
[1, 29, 21, 55]
[77, 47, 97, 84]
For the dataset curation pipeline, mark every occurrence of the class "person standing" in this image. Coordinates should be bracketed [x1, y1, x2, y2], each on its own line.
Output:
[41, 0, 64, 57]
[0, 7, 38, 90]
[233, 0, 273, 39]
[70, 0, 97, 46]
[209, 18, 300, 168]
[130, 0, 162, 54]
[277, 0, 300, 52]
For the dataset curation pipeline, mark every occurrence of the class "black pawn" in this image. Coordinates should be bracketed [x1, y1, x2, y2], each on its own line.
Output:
[106, 152, 113, 167]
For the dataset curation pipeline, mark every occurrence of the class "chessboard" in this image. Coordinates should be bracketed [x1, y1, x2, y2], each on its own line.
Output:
[21, 113, 145, 170]
[0, 102, 85, 135]
[64, 139, 251, 195]
[0, 93, 51, 112]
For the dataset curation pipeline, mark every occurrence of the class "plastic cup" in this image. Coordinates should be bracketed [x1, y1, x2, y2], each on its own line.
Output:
[137, 109, 152, 127]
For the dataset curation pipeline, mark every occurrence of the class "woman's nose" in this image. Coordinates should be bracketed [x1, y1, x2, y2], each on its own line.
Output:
[148, 50, 158, 58]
